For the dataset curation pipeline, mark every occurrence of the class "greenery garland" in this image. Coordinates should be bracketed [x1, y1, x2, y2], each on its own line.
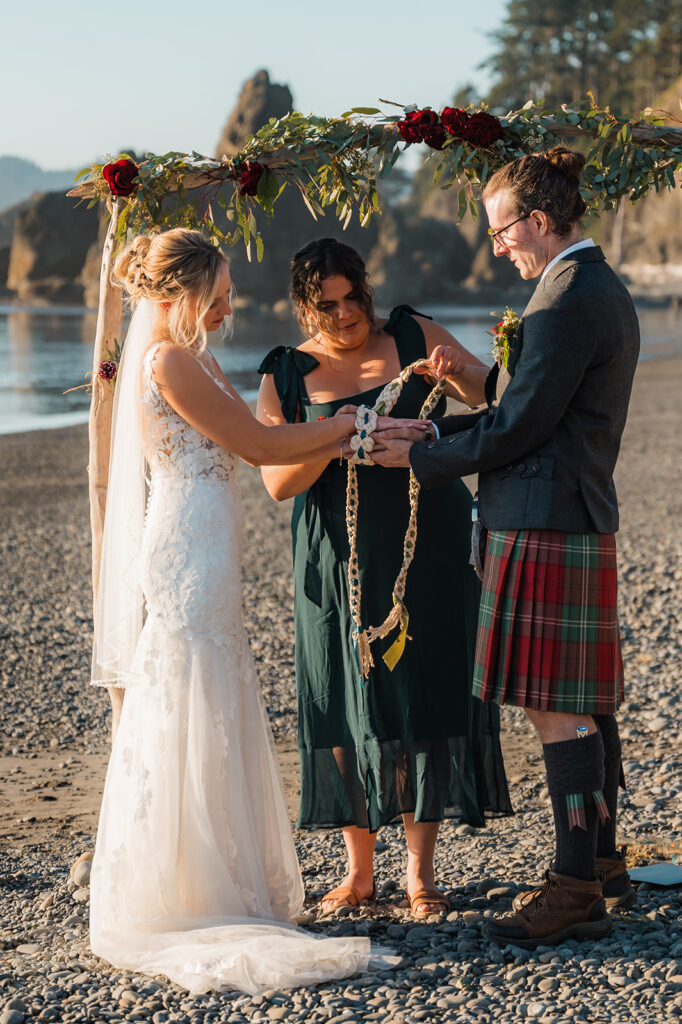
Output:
[69, 96, 682, 261]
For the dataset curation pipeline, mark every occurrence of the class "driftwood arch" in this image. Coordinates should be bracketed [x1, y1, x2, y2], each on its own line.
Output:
[68, 98, 682, 736]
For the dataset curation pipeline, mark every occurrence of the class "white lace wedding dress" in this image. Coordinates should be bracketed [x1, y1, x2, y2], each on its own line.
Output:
[89, 342, 374, 994]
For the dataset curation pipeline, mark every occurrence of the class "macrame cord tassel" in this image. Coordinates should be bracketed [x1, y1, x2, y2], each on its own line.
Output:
[345, 361, 446, 683]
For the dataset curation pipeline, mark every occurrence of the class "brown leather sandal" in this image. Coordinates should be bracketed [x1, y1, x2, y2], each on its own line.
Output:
[319, 879, 377, 913]
[408, 887, 451, 919]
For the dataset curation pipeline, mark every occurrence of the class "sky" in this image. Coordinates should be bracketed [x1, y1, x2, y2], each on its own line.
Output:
[1, 0, 508, 169]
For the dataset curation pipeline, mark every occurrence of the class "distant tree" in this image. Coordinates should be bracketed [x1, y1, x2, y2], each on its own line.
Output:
[481, 0, 682, 114]
[450, 83, 482, 110]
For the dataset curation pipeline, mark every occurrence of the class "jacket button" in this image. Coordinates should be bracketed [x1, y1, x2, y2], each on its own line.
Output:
[533, 463, 540, 472]
[518, 463, 526, 471]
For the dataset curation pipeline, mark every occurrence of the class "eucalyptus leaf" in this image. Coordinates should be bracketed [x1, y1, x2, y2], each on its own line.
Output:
[301, 191, 319, 221]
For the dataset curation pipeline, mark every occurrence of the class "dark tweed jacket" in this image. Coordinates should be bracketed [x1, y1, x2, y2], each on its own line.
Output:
[409, 247, 640, 533]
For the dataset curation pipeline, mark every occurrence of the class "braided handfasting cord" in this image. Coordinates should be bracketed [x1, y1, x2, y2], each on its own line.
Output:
[345, 359, 447, 682]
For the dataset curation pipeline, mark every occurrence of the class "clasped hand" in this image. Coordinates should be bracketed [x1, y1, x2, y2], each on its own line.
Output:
[335, 405, 429, 468]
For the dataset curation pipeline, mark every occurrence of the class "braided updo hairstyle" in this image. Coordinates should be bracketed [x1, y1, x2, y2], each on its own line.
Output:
[483, 146, 587, 237]
[290, 237, 376, 337]
[114, 228, 229, 349]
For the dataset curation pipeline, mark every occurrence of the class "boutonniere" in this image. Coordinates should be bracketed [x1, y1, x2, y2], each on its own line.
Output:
[488, 307, 519, 370]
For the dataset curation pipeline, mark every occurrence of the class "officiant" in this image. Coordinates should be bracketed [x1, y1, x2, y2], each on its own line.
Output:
[372, 146, 640, 948]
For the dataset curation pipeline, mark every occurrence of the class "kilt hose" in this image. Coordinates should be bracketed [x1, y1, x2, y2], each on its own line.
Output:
[473, 529, 624, 714]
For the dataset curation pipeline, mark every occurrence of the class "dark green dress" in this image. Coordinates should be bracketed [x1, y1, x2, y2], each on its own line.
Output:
[259, 306, 512, 832]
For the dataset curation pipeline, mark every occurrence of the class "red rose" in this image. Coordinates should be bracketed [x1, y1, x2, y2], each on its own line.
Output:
[424, 124, 448, 150]
[397, 118, 422, 143]
[465, 112, 503, 148]
[102, 159, 139, 197]
[238, 161, 264, 196]
[98, 360, 117, 381]
[441, 107, 470, 139]
[396, 108, 439, 144]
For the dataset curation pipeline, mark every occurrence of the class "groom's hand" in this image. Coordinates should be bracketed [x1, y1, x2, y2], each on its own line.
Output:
[375, 423, 431, 443]
[370, 438, 414, 468]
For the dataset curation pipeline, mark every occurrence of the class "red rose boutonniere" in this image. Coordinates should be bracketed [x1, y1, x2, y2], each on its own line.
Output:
[489, 307, 519, 370]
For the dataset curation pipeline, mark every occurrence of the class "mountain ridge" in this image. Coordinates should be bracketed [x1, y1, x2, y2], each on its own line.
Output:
[0, 156, 82, 214]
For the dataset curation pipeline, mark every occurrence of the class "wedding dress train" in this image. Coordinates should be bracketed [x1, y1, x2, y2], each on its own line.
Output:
[89, 337, 376, 994]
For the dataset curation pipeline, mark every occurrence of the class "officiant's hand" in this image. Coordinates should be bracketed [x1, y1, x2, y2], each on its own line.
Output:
[370, 438, 414, 468]
[415, 345, 467, 380]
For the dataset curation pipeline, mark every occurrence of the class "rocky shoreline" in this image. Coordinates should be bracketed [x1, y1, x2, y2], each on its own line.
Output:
[1, 357, 681, 1023]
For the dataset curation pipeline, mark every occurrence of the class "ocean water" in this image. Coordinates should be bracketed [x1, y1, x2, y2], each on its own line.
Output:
[0, 300, 680, 435]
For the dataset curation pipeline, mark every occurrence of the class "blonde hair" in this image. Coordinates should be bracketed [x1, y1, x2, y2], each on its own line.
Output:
[114, 229, 229, 349]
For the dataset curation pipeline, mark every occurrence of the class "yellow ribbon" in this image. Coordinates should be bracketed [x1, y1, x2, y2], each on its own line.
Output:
[382, 609, 411, 672]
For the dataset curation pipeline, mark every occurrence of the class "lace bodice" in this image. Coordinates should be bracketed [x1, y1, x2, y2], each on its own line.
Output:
[141, 343, 238, 481]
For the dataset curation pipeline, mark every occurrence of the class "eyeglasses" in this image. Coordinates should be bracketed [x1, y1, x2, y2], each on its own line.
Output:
[487, 214, 530, 242]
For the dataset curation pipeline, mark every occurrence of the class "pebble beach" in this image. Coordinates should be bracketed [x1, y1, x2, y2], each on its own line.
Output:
[1, 356, 681, 1024]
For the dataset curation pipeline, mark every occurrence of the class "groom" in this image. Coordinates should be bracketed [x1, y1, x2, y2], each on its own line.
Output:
[373, 146, 640, 948]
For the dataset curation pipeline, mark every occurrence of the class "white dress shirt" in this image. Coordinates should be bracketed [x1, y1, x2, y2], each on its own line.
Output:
[541, 238, 595, 281]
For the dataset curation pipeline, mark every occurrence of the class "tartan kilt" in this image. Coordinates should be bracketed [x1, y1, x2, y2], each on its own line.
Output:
[472, 529, 624, 714]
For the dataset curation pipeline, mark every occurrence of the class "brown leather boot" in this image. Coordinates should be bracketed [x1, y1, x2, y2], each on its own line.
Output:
[596, 850, 637, 911]
[487, 871, 611, 949]
[512, 848, 637, 914]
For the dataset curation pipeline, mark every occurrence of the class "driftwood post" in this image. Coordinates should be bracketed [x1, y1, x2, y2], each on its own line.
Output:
[88, 197, 125, 740]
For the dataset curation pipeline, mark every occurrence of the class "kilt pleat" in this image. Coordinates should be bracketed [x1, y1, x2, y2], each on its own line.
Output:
[472, 530, 624, 714]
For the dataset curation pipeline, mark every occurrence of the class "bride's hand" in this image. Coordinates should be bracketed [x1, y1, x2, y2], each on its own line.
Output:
[415, 346, 467, 380]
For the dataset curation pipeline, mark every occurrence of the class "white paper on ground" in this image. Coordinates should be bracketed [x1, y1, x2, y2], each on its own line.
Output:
[628, 862, 682, 886]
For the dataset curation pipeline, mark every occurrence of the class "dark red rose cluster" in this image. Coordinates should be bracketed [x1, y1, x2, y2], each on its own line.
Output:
[396, 108, 439, 144]
[238, 161, 264, 196]
[462, 111, 504, 147]
[396, 107, 502, 150]
[98, 360, 118, 382]
[102, 159, 139, 197]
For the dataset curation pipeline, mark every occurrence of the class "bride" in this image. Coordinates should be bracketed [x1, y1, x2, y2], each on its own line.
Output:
[89, 229, 413, 994]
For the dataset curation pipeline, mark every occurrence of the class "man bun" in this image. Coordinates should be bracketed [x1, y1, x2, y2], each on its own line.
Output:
[545, 146, 586, 180]
[483, 145, 587, 237]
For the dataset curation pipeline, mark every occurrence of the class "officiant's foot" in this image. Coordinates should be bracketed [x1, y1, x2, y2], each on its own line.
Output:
[319, 875, 377, 913]
[407, 882, 450, 919]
